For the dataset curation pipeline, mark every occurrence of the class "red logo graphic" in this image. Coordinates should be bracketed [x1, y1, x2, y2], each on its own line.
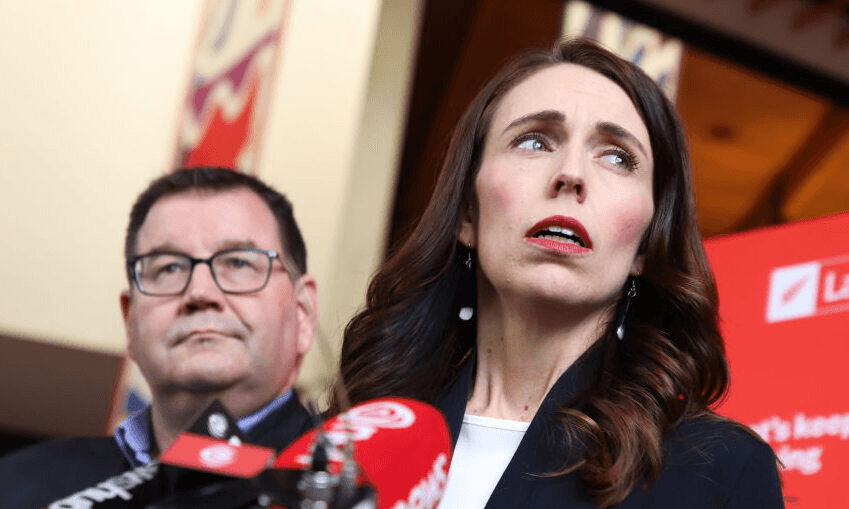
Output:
[161, 433, 275, 478]
[782, 275, 811, 306]
[766, 262, 820, 323]
[818, 260, 849, 309]
[767, 256, 849, 323]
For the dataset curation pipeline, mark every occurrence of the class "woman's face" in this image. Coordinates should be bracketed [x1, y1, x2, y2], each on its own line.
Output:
[460, 63, 654, 315]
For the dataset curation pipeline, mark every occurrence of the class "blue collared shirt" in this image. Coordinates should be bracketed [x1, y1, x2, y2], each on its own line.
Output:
[114, 390, 294, 467]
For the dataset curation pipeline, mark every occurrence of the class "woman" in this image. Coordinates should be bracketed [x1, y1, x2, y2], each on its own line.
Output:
[333, 39, 783, 508]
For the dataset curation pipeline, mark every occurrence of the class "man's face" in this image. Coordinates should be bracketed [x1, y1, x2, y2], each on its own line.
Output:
[120, 188, 317, 413]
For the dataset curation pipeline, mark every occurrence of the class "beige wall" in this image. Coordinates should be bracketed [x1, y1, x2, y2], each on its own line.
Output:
[0, 0, 420, 416]
[267, 0, 423, 399]
[0, 1, 203, 354]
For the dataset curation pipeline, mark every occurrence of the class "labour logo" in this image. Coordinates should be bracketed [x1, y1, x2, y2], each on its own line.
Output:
[766, 262, 820, 323]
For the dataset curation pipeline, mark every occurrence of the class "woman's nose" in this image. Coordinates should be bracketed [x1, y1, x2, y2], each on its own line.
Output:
[549, 155, 587, 203]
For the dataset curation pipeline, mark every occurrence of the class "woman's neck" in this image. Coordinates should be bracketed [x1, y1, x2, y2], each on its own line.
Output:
[466, 293, 610, 422]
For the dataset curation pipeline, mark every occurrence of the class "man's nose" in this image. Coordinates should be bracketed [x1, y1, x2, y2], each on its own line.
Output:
[182, 262, 225, 311]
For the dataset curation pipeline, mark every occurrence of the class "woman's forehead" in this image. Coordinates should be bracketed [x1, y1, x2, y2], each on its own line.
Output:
[491, 63, 650, 146]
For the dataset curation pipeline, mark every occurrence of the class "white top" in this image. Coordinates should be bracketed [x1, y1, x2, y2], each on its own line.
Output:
[437, 414, 530, 509]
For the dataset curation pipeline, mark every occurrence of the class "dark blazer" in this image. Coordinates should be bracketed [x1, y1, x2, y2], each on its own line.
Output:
[0, 395, 313, 509]
[436, 350, 785, 508]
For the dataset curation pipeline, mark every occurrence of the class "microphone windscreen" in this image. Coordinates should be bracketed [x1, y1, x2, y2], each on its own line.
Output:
[275, 398, 452, 509]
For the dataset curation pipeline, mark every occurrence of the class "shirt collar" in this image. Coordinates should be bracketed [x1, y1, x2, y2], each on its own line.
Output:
[114, 390, 294, 468]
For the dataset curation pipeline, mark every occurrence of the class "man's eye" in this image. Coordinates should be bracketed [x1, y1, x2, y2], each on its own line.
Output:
[154, 262, 186, 277]
[222, 255, 259, 271]
[222, 257, 246, 268]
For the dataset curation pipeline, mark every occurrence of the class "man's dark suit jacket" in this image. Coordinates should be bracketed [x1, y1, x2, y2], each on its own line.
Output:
[0, 395, 313, 509]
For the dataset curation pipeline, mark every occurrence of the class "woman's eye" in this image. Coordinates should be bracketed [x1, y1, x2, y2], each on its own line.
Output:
[600, 150, 637, 171]
[515, 134, 550, 152]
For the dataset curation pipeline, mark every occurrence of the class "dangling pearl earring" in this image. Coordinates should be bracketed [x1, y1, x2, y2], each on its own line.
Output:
[459, 243, 474, 321]
[616, 278, 637, 340]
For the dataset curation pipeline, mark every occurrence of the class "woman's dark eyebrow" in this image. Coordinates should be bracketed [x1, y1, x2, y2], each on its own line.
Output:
[502, 110, 565, 134]
[502, 112, 649, 157]
[596, 121, 648, 158]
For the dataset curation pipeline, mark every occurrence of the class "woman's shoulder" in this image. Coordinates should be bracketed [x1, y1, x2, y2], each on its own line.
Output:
[634, 413, 785, 508]
[665, 413, 772, 460]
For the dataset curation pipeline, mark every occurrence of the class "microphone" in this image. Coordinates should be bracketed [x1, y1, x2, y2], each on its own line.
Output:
[274, 397, 452, 509]
[154, 397, 452, 509]
[45, 397, 452, 509]
[44, 461, 163, 509]
[42, 400, 265, 509]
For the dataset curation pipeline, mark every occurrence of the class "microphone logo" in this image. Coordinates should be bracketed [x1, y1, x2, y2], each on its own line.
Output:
[208, 412, 229, 438]
[293, 400, 417, 465]
[199, 443, 237, 469]
[347, 400, 416, 429]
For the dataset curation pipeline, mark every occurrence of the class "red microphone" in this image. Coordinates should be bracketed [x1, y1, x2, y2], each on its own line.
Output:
[82, 397, 451, 508]
[274, 397, 452, 509]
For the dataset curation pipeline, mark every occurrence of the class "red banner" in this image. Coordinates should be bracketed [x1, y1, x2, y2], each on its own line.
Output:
[706, 212, 849, 508]
[174, 0, 290, 172]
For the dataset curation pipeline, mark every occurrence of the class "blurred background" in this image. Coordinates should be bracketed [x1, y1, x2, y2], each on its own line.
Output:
[0, 0, 846, 456]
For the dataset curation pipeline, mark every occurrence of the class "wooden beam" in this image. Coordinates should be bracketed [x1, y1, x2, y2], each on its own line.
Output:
[791, 0, 849, 31]
[733, 105, 849, 231]
[747, 0, 784, 14]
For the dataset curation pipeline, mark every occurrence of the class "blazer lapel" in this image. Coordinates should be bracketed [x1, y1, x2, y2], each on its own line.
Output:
[484, 346, 602, 509]
[436, 353, 477, 446]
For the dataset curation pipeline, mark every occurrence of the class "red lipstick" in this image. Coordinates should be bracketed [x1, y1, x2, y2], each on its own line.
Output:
[525, 215, 592, 254]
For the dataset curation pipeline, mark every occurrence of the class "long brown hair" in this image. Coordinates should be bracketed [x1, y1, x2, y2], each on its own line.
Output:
[333, 39, 727, 507]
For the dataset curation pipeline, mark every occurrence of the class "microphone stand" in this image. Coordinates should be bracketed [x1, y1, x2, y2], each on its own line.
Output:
[145, 422, 375, 509]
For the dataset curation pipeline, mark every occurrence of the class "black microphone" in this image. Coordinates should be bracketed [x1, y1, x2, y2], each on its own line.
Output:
[150, 397, 452, 509]
[43, 400, 255, 509]
[43, 460, 164, 509]
[45, 397, 452, 509]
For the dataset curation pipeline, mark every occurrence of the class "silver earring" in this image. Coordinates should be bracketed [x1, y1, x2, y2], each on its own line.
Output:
[616, 279, 637, 340]
[459, 244, 474, 321]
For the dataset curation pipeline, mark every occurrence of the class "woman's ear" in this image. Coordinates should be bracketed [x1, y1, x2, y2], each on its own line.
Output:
[457, 203, 476, 248]
[630, 254, 645, 277]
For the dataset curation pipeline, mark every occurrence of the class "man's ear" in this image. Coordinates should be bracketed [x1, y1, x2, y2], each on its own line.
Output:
[293, 275, 318, 358]
[120, 289, 136, 360]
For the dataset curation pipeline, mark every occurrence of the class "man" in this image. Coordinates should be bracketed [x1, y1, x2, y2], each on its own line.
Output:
[0, 167, 319, 507]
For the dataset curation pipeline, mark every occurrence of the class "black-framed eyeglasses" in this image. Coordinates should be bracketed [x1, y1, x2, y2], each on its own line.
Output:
[129, 248, 299, 296]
